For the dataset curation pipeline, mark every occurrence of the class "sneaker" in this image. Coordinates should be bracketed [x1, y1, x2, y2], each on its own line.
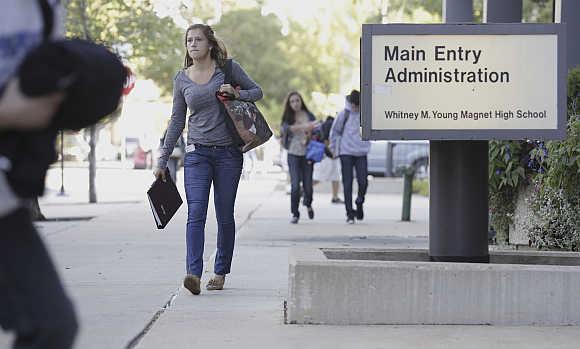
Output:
[331, 197, 344, 204]
[290, 216, 299, 224]
[206, 274, 225, 291]
[346, 217, 355, 224]
[307, 206, 314, 219]
[183, 274, 201, 295]
[356, 202, 364, 220]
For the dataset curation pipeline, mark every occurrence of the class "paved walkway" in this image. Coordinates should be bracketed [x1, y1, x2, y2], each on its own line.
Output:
[1, 170, 579, 348]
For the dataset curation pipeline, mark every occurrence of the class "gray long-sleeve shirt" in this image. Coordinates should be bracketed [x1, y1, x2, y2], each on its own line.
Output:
[157, 59, 262, 169]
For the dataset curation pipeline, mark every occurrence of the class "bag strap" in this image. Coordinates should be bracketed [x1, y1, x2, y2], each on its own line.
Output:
[223, 58, 234, 86]
[219, 59, 244, 147]
[37, 0, 54, 41]
[336, 109, 350, 136]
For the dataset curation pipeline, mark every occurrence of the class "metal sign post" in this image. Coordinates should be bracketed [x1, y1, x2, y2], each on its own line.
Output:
[361, 19, 566, 262]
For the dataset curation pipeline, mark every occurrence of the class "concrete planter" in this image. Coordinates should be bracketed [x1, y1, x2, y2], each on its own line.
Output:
[288, 248, 580, 325]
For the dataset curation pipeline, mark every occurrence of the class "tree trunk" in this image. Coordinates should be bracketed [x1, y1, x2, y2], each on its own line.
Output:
[27, 198, 46, 221]
[79, 0, 97, 203]
[88, 125, 97, 203]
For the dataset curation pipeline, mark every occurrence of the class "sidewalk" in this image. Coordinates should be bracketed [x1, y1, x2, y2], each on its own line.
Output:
[135, 184, 579, 349]
[0, 171, 278, 349]
[2, 173, 579, 349]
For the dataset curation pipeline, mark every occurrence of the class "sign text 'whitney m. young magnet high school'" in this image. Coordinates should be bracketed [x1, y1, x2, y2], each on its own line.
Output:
[361, 24, 567, 140]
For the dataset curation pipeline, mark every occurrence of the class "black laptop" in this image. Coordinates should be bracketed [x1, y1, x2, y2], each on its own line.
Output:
[147, 169, 183, 229]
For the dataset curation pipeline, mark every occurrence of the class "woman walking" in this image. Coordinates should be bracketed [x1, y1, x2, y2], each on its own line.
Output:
[280, 91, 319, 224]
[155, 24, 262, 295]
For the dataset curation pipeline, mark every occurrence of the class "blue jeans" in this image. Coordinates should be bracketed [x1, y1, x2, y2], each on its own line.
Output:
[287, 154, 313, 217]
[183, 145, 243, 277]
[339, 155, 368, 217]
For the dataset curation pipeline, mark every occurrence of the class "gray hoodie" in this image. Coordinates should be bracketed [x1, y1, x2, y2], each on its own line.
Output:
[329, 100, 371, 157]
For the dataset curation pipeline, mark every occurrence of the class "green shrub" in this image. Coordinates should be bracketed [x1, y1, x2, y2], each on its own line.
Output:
[489, 67, 580, 247]
[524, 66, 580, 250]
[412, 179, 429, 197]
[488, 140, 531, 244]
[525, 184, 580, 251]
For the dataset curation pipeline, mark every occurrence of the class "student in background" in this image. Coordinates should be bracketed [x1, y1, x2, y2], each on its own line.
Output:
[313, 115, 343, 204]
[329, 90, 370, 224]
[280, 91, 320, 224]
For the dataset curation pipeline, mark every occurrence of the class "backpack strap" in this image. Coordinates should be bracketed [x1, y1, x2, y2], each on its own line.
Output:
[337, 109, 350, 136]
[37, 0, 54, 41]
[219, 59, 244, 147]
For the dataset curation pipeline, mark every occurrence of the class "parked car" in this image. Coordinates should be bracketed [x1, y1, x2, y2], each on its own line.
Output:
[367, 140, 429, 178]
[133, 145, 153, 169]
[125, 137, 140, 158]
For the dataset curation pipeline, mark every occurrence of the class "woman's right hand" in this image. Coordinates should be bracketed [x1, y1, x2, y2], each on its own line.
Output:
[153, 167, 167, 182]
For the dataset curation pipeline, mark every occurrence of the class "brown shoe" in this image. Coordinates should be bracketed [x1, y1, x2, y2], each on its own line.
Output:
[183, 274, 201, 295]
[206, 274, 225, 291]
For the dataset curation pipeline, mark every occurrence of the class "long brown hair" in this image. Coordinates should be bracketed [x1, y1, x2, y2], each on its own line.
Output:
[281, 91, 313, 125]
[183, 24, 228, 68]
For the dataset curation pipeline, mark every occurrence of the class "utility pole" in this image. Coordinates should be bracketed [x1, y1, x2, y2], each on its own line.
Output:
[58, 130, 66, 196]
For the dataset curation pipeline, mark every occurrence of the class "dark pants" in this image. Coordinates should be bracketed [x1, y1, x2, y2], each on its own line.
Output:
[0, 209, 78, 349]
[287, 154, 313, 218]
[183, 146, 243, 277]
[340, 155, 368, 218]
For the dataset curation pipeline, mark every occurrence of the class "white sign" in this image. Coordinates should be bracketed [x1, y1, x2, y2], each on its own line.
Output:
[372, 35, 557, 130]
[362, 24, 566, 140]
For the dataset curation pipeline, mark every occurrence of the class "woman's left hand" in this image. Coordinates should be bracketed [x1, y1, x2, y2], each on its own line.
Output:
[219, 84, 240, 99]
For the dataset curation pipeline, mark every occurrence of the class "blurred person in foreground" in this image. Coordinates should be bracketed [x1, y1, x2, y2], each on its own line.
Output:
[0, 1, 126, 348]
[329, 90, 370, 224]
[154, 24, 262, 294]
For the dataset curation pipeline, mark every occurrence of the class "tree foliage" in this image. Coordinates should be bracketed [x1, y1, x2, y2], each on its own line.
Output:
[385, 0, 442, 19]
[65, 0, 183, 95]
[523, 0, 553, 23]
[212, 9, 294, 125]
[177, 0, 240, 24]
[213, 8, 342, 126]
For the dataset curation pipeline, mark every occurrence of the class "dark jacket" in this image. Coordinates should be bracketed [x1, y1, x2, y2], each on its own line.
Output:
[0, 39, 125, 198]
[0, 129, 57, 198]
[320, 116, 334, 142]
